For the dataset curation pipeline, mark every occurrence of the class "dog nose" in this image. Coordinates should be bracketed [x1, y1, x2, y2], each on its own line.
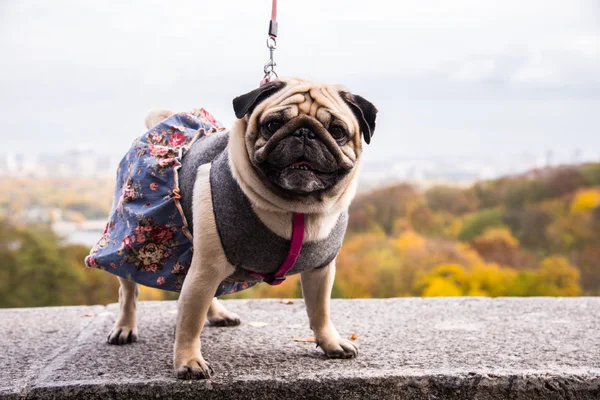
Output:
[292, 127, 316, 139]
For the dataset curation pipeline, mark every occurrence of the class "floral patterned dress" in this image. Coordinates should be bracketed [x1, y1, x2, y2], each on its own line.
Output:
[84, 109, 257, 296]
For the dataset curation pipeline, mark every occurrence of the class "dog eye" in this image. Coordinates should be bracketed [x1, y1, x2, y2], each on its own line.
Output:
[329, 125, 347, 141]
[266, 121, 282, 133]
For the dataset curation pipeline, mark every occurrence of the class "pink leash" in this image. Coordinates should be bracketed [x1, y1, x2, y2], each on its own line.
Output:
[251, 0, 305, 285]
[249, 213, 305, 285]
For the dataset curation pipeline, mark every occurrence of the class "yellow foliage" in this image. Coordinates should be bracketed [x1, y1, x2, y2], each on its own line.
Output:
[570, 188, 600, 214]
[473, 227, 519, 247]
[546, 212, 595, 252]
[536, 255, 581, 296]
[336, 234, 401, 298]
[420, 263, 468, 296]
[422, 277, 463, 296]
[394, 230, 426, 253]
[431, 263, 469, 283]
[419, 262, 523, 297]
[250, 275, 302, 298]
[469, 263, 518, 297]
[442, 216, 464, 238]
[455, 243, 486, 266]
[138, 285, 168, 301]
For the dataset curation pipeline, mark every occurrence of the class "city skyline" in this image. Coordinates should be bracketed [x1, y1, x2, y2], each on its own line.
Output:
[2, 145, 598, 188]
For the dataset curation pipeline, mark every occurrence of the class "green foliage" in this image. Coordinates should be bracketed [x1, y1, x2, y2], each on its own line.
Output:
[471, 164, 599, 211]
[458, 208, 504, 241]
[0, 220, 120, 307]
[472, 181, 499, 209]
[580, 163, 600, 186]
[503, 179, 536, 209]
[0, 219, 174, 307]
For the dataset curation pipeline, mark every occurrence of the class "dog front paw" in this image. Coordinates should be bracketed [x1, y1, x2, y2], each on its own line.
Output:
[317, 337, 358, 359]
[107, 325, 138, 345]
[175, 356, 214, 380]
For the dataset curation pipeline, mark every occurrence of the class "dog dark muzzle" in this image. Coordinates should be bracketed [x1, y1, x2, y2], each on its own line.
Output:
[252, 115, 354, 196]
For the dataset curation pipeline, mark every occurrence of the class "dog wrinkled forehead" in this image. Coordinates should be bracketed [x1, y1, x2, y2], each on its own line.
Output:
[234, 79, 343, 116]
[232, 77, 378, 144]
[265, 80, 347, 122]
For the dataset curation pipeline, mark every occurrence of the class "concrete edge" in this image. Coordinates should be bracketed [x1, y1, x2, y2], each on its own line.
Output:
[14, 373, 600, 400]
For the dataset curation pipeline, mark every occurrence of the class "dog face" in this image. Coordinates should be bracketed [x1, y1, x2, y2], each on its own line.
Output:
[232, 78, 377, 204]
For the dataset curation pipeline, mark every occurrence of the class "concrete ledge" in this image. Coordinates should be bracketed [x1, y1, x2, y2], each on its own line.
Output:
[1, 298, 599, 399]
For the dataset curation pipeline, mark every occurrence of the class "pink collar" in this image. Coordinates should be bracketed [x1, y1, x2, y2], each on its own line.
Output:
[248, 212, 305, 285]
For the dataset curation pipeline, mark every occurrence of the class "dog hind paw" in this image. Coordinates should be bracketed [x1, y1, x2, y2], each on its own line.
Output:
[107, 326, 138, 345]
[207, 311, 241, 327]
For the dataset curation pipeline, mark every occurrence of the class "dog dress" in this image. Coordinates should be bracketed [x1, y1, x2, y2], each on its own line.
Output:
[85, 109, 347, 296]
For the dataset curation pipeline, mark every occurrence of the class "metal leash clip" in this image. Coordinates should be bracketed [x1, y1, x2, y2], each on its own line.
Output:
[261, 0, 279, 85]
[263, 37, 278, 82]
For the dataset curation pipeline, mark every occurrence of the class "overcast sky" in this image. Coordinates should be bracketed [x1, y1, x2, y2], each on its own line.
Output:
[1, 0, 599, 162]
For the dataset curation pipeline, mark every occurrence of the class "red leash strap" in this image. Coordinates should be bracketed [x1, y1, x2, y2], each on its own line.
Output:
[269, 0, 278, 38]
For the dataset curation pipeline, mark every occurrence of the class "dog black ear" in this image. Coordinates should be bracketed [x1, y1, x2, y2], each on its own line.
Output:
[340, 92, 378, 144]
[232, 81, 287, 119]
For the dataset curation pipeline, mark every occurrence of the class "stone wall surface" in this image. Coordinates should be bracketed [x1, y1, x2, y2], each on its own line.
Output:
[1, 298, 599, 399]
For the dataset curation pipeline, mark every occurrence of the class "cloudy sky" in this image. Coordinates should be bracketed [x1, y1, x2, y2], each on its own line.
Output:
[1, 0, 599, 162]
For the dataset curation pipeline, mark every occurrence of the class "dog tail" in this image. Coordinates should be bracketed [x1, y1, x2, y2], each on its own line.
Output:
[145, 109, 176, 129]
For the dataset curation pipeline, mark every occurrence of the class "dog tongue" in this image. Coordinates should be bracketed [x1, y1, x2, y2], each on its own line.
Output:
[292, 161, 313, 169]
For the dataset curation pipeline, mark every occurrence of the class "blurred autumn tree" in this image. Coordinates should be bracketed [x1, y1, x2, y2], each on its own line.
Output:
[1, 162, 599, 307]
[0, 178, 114, 222]
[425, 186, 479, 214]
[458, 208, 504, 241]
[0, 220, 170, 307]
[469, 227, 531, 268]
[347, 184, 420, 236]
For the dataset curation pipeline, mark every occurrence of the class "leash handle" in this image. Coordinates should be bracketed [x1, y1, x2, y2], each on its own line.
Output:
[269, 0, 278, 38]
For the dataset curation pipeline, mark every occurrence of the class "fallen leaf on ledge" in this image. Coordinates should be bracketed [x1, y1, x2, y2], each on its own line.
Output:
[279, 299, 294, 305]
[348, 332, 358, 341]
[83, 312, 96, 317]
[292, 336, 316, 343]
[248, 321, 269, 327]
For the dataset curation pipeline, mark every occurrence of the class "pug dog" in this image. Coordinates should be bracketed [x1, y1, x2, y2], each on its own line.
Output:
[93, 77, 377, 379]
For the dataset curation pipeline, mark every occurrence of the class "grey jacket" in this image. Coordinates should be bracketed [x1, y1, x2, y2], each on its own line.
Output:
[178, 131, 348, 282]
